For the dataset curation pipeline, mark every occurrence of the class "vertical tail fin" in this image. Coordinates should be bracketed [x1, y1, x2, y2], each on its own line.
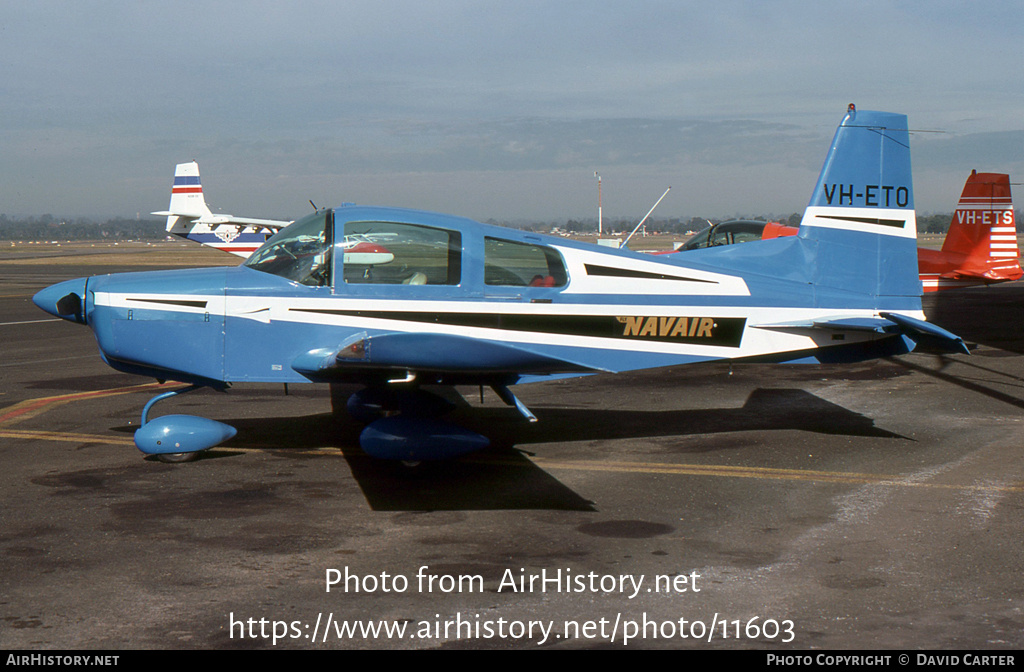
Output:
[165, 161, 213, 224]
[797, 104, 920, 302]
[939, 171, 1022, 281]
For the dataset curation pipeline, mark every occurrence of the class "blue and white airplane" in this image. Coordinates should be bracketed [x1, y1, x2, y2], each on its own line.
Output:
[34, 105, 967, 463]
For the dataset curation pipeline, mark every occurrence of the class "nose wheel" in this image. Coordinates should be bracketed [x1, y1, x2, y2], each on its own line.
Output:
[156, 451, 200, 464]
[134, 384, 236, 462]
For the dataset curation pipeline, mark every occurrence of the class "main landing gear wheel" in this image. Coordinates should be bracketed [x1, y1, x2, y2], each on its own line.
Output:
[389, 459, 437, 478]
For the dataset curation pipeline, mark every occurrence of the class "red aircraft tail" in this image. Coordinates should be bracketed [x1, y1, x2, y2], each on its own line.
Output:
[919, 171, 1021, 291]
[941, 171, 1020, 279]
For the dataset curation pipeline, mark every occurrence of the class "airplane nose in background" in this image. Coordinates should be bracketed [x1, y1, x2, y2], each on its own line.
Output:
[33, 277, 89, 323]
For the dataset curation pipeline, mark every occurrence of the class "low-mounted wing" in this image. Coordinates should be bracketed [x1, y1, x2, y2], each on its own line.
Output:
[291, 331, 613, 380]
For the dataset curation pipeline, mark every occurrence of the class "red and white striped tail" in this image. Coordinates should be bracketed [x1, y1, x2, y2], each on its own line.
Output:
[941, 171, 1021, 281]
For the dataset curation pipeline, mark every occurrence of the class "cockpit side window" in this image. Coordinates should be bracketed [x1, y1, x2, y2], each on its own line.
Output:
[244, 210, 333, 286]
[484, 237, 567, 287]
[730, 225, 764, 244]
[342, 221, 461, 285]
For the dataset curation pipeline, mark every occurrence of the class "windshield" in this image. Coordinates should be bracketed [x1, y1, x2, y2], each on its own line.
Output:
[681, 225, 713, 250]
[244, 211, 332, 286]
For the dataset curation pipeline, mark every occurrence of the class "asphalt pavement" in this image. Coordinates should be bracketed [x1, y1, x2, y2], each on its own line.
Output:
[1, 249, 1022, 649]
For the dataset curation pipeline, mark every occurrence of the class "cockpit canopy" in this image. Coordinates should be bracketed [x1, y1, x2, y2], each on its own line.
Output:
[244, 207, 570, 291]
[680, 220, 769, 251]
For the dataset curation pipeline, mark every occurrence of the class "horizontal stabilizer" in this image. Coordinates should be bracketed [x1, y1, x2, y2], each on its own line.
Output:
[809, 317, 895, 333]
[292, 332, 614, 378]
[756, 316, 897, 333]
[757, 313, 968, 355]
[878, 311, 970, 355]
[939, 267, 1017, 281]
[151, 211, 290, 228]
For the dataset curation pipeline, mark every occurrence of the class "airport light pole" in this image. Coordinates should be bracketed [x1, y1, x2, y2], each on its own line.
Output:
[595, 172, 602, 236]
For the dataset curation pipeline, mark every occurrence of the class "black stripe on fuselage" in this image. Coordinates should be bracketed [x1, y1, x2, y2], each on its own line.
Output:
[127, 298, 208, 309]
[584, 264, 718, 283]
[291, 308, 746, 347]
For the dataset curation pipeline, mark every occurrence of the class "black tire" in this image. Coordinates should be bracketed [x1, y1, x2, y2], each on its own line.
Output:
[156, 451, 200, 464]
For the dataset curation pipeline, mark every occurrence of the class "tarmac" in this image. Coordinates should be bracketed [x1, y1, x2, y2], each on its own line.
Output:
[1, 242, 1023, 649]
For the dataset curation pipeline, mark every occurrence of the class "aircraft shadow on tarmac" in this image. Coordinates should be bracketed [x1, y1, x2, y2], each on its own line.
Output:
[476, 387, 906, 448]
[114, 411, 593, 512]
[924, 280, 1024, 354]
[908, 280, 1024, 412]
[109, 386, 904, 512]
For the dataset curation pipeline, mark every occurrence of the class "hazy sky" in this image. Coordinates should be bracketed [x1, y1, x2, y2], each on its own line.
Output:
[2, 1, 1022, 221]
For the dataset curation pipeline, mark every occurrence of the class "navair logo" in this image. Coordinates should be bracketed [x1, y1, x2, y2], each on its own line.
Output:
[615, 316, 745, 347]
[619, 316, 713, 338]
[823, 184, 910, 207]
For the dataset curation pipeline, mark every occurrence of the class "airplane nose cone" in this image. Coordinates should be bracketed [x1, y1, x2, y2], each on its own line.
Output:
[33, 277, 89, 323]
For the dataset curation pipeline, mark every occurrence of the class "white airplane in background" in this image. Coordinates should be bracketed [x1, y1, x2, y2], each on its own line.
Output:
[153, 161, 395, 265]
[152, 161, 291, 257]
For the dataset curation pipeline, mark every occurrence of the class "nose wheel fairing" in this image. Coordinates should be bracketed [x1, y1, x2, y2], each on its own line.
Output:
[133, 385, 237, 462]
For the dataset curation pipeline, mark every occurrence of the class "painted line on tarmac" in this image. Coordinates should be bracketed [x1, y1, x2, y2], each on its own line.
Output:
[6, 424, 1018, 494]
[0, 428, 315, 455]
[0, 429, 136, 446]
[0, 319, 61, 326]
[0, 381, 188, 427]
[6, 382, 1021, 494]
[528, 457, 1024, 493]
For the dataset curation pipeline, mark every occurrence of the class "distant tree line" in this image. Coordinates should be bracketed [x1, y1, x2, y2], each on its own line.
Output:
[0, 215, 165, 241]
[917, 214, 955, 234]
[494, 211, 1022, 236]
[3, 210, 1020, 241]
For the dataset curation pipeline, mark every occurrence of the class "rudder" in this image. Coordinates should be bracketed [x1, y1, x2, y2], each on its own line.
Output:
[797, 105, 921, 302]
[167, 161, 212, 219]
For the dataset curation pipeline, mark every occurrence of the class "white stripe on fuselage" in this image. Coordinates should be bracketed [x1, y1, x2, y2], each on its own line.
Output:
[94, 290, 924, 360]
